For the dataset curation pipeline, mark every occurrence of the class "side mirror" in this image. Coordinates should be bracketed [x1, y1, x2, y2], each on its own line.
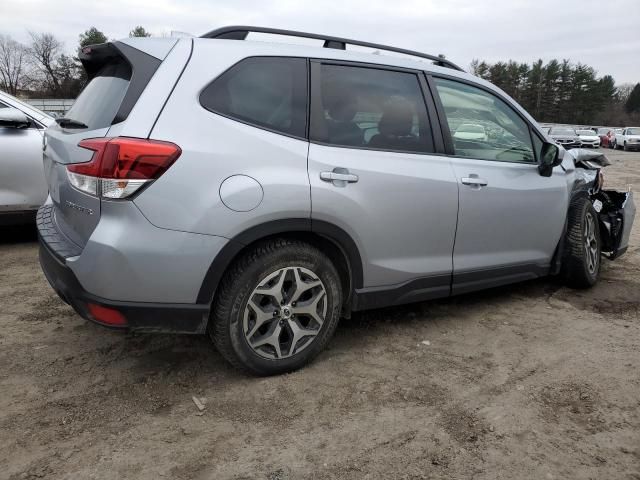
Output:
[538, 142, 562, 177]
[0, 107, 30, 129]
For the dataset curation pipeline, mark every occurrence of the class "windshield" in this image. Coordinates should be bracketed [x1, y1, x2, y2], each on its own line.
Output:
[577, 130, 595, 135]
[627, 128, 640, 135]
[550, 127, 576, 135]
[64, 62, 131, 130]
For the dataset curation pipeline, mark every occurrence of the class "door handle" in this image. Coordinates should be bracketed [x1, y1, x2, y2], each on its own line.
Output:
[320, 168, 359, 186]
[461, 176, 488, 187]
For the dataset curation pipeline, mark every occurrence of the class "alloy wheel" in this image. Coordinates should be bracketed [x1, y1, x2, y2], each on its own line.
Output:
[584, 212, 599, 274]
[243, 266, 327, 359]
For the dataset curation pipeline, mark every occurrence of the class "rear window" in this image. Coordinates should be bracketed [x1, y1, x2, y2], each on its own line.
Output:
[199, 57, 308, 138]
[64, 62, 131, 130]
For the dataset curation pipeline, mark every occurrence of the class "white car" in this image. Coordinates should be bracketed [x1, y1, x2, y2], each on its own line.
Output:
[614, 127, 640, 151]
[576, 129, 601, 148]
[0, 90, 53, 225]
[453, 123, 488, 141]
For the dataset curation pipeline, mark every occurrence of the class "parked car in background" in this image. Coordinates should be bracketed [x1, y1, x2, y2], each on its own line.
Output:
[597, 127, 615, 148]
[549, 126, 580, 148]
[37, 27, 635, 375]
[0, 90, 53, 225]
[539, 126, 551, 134]
[614, 127, 640, 151]
[612, 128, 623, 148]
[576, 129, 601, 148]
[453, 123, 488, 141]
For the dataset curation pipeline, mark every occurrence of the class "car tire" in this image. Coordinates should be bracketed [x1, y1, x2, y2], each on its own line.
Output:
[209, 238, 342, 376]
[623, 142, 628, 151]
[561, 197, 601, 289]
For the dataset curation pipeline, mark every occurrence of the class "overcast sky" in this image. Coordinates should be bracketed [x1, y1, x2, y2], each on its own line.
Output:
[1, 0, 638, 84]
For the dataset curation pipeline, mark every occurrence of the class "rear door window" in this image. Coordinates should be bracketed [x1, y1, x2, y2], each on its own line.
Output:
[63, 62, 131, 130]
[310, 63, 434, 154]
[199, 57, 308, 139]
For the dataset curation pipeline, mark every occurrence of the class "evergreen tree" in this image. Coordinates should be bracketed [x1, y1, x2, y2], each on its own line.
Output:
[78, 27, 108, 49]
[129, 26, 151, 38]
[625, 83, 640, 114]
[469, 57, 622, 124]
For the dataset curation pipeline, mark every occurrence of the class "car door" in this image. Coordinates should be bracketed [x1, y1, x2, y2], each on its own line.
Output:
[307, 61, 459, 306]
[429, 76, 568, 295]
[0, 101, 48, 213]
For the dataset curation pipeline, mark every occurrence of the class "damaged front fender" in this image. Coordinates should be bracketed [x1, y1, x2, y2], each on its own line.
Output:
[567, 148, 636, 260]
[593, 189, 635, 259]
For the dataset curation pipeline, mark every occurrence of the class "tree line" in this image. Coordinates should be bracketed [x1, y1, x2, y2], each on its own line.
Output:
[470, 59, 640, 127]
[0, 26, 151, 99]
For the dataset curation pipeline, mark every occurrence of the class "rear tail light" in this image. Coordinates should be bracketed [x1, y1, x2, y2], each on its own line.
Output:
[67, 137, 181, 199]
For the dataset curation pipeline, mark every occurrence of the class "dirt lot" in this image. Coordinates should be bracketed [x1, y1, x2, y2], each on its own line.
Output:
[1, 149, 639, 480]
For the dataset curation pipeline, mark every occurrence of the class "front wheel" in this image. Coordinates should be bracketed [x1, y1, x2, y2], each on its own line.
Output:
[209, 239, 342, 375]
[562, 198, 601, 288]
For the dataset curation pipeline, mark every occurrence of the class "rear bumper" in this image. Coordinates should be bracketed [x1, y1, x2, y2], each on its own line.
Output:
[39, 240, 210, 333]
[37, 204, 211, 334]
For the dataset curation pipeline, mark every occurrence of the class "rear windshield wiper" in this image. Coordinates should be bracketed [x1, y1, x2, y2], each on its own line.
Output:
[55, 117, 88, 129]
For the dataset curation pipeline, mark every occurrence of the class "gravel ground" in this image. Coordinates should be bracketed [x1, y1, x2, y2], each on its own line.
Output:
[1, 149, 639, 480]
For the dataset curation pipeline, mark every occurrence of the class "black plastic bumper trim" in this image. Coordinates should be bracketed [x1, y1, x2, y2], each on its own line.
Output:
[38, 239, 209, 334]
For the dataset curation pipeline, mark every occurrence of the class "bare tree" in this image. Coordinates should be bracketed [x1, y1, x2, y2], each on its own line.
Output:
[0, 35, 26, 95]
[28, 31, 62, 94]
[615, 83, 634, 103]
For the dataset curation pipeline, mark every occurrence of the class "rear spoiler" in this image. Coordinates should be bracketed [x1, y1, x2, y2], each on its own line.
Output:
[78, 42, 162, 124]
[78, 43, 123, 80]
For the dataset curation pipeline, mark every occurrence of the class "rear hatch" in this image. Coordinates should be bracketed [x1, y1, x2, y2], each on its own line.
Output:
[44, 42, 162, 248]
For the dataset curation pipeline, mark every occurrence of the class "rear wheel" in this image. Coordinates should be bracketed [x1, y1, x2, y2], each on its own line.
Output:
[209, 239, 342, 375]
[562, 198, 601, 288]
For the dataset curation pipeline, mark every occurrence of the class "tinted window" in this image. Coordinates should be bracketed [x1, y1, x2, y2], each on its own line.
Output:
[311, 64, 433, 154]
[434, 78, 535, 163]
[200, 57, 307, 138]
[64, 62, 131, 130]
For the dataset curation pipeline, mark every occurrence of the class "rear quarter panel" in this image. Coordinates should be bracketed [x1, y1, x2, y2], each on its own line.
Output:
[134, 42, 311, 237]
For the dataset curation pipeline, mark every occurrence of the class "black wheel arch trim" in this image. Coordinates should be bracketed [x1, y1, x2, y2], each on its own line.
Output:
[196, 218, 364, 305]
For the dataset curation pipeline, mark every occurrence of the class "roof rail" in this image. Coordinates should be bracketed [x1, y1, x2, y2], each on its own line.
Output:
[200, 26, 463, 71]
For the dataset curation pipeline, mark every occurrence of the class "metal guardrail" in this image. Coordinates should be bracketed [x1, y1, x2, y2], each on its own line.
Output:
[24, 98, 75, 116]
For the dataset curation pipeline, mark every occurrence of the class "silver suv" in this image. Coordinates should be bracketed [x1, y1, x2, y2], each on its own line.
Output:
[38, 27, 635, 375]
